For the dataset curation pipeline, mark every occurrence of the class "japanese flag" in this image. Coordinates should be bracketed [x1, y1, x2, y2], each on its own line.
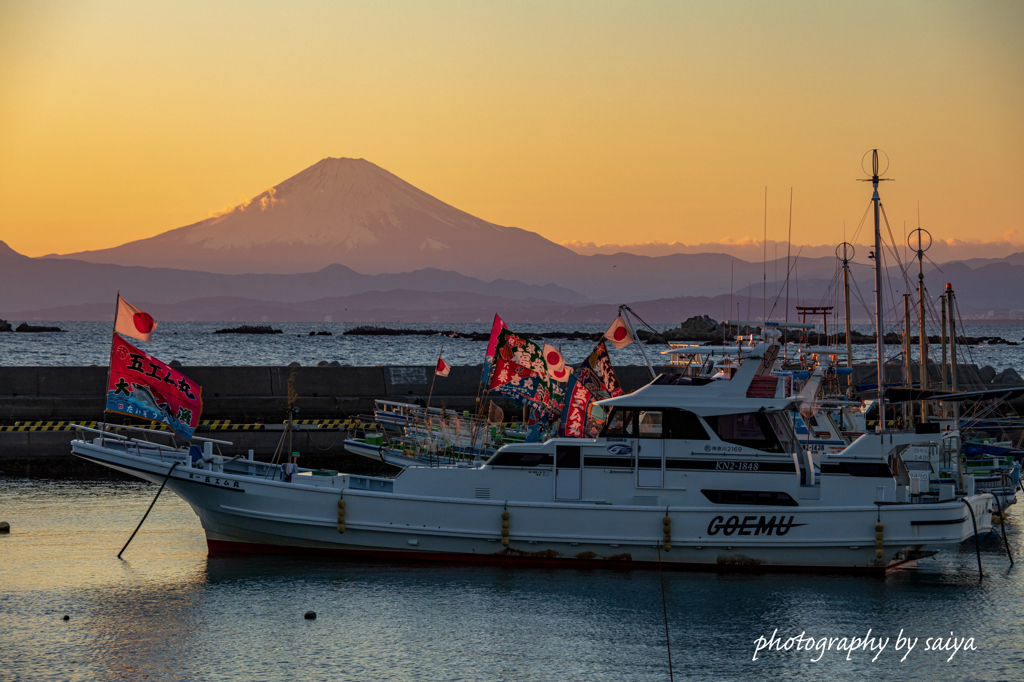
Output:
[549, 364, 573, 383]
[543, 344, 570, 382]
[115, 295, 158, 343]
[435, 356, 451, 377]
[604, 314, 633, 349]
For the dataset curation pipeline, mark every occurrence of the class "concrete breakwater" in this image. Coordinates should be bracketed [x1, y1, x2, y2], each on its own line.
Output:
[0, 364, 666, 423]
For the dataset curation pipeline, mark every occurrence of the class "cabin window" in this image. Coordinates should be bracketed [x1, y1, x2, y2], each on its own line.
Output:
[701, 489, 798, 506]
[704, 412, 784, 453]
[638, 410, 663, 438]
[584, 455, 634, 469]
[555, 445, 581, 468]
[488, 450, 553, 467]
[601, 408, 635, 437]
[664, 410, 710, 440]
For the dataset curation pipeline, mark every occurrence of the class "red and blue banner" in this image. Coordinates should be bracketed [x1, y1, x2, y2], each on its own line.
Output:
[489, 358, 551, 412]
[559, 374, 595, 438]
[106, 334, 203, 441]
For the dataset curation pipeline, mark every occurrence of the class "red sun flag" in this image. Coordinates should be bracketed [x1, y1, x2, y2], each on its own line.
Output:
[604, 315, 633, 349]
[549, 365, 573, 383]
[115, 295, 159, 343]
[543, 343, 569, 381]
[435, 356, 451, 377]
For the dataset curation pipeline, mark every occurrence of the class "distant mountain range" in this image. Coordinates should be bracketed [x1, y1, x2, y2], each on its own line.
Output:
[4, 157, 1024, 322]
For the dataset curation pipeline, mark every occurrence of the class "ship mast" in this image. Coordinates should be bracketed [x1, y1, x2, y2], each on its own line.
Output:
[859, 150, 892, 433]
[836, 242, 855, 383]
[910, 224, 931, 419]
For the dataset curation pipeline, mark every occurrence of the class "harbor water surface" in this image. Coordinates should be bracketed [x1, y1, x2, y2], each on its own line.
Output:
[3, 321, 1024, 375]
[1, 479, 1022, 681]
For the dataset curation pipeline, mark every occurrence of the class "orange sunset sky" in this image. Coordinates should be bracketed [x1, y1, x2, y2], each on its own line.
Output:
[1, 1, 1021, 259]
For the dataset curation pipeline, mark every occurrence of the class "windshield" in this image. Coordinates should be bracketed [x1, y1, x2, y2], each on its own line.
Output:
[768, 412, 804, 455]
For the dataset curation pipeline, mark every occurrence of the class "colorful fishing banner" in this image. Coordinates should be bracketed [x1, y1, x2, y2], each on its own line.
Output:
[559, 374, 595, 438]
[106, 334, 203, 441]
[548, 374, 566, 414]
[489, 358, 551, 412]
[482, 314, 508, 387]
[485, 314, 508, 360]
[580, 340, 624, 397]
[574, 366, 610, 400]
[493, 328, 548, 375]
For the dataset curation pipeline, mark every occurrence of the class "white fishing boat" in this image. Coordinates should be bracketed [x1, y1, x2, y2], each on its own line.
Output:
[70, 336, 994, 573]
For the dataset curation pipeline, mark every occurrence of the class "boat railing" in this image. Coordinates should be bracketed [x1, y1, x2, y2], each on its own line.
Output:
[72, 423, 190, 462]
[86, 421, 235, 445]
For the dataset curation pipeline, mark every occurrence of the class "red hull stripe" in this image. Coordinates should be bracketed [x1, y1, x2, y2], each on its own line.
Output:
[206, 539, 900, 575]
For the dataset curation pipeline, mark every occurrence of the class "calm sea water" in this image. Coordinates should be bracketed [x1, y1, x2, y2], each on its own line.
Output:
[1, 479, 1022, 681]
[2, 321, 1024, 374]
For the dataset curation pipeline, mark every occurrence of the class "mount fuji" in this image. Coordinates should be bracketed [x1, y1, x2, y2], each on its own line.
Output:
[52, 158, 576, 278]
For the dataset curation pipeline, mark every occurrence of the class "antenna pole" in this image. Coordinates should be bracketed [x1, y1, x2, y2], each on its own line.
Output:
[904, 293, 912, 428]
[947, 283, 959, 434]
[728, 260, 734, 345]
[947, 284, 957, 392]
[940, 295, 948, 390]
[785, 189, 793, 356]
[763, 186, 767, 322]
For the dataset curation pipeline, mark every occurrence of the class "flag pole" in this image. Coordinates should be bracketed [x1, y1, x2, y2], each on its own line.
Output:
[103, 292, 121, 434]
[427, 345, 443, 408]
[621, 306, 655, 379]
[475, 314, 497, 415]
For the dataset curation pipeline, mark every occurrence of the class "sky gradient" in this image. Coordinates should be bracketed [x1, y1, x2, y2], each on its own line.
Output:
[1, 1, 1021, 258]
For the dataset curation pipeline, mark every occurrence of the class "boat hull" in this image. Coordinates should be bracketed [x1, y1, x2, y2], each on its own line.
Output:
[72, 439, 993, 574]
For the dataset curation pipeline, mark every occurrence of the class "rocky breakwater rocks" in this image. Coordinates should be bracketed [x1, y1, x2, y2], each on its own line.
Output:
[638, 316, 746, 344]
[214, 325, 283, 334]
[979, 366, 1024, 385]
[14, 323, 64, 332]
[0, 320, 65, 333]
[343, 326, 601, 342]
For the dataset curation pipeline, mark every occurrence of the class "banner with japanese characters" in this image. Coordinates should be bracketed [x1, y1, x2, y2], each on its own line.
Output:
[489, 358, 551, 412]
[106, 334, 203, 441]
[493, 328, 547, 375]
[559, 374, 595, 438]
[581, 340, 624, 397]
[574, 366, 610, 400]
